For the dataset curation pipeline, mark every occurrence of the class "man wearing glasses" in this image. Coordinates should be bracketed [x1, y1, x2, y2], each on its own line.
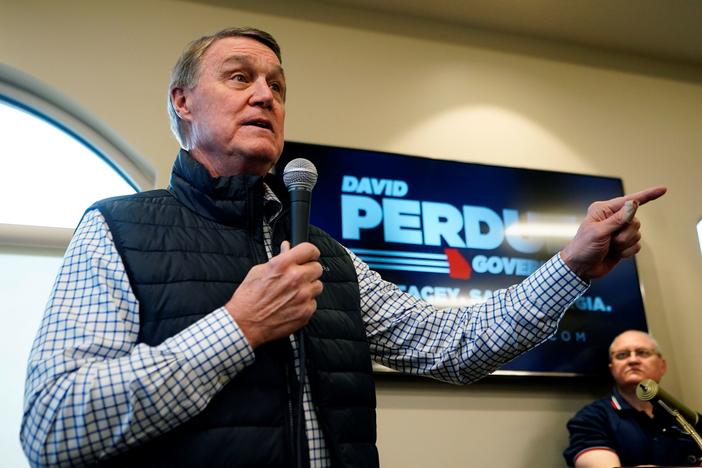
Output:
[564, 330, 702, 467]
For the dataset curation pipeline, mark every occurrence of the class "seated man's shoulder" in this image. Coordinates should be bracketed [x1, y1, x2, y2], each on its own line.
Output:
[570, 394, 617, 424]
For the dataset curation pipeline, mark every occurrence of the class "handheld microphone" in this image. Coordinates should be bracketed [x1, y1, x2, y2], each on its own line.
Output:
[283, 158, 318, 246]
[282, 158, 318, 468]
[636, 379, 699, 426]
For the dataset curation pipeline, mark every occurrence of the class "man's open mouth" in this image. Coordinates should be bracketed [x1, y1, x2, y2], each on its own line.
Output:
[244, 119, 272, 130]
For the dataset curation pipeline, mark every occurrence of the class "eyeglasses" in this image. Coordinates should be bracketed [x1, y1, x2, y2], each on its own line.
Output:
[611, 348, 660, 361]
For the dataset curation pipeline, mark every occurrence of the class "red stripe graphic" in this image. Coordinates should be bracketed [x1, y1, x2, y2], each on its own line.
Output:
[444, 248, 471, 280]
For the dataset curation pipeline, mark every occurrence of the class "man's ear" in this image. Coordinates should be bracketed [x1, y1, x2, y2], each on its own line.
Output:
[171, 87, 191, 122]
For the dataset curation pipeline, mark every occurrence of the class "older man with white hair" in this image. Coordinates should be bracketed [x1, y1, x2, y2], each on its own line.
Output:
[564, 330, 702, 467]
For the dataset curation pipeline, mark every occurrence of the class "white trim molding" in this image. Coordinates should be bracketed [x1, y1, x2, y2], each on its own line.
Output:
[0, 64, 155, 191]
[0, 224, 73, 249]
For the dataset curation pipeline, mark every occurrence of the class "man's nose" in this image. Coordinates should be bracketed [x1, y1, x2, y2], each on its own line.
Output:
[249, 77, 274, 108]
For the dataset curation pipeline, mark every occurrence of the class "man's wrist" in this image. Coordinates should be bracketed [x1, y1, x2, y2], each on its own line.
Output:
[559, 249, 591, 282]
[224, 302, 262, 349]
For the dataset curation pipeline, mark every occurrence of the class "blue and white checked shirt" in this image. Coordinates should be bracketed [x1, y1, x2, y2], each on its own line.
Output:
[21, 188, 587, 467]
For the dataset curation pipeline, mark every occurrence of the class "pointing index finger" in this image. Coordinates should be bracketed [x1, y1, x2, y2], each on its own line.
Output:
[603, 185, 667, 213]
[627, 186, 667, 206]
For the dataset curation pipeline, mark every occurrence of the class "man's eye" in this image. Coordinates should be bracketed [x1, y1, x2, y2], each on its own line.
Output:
[269, 82, 282, 93]
[231, 74, 247, 82]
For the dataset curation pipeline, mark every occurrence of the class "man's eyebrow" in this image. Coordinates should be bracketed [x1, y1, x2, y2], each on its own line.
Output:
[220, 54, 285, 78]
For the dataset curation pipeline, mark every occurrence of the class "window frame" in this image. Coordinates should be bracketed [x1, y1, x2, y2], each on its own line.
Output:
[0, 64, 155, 249]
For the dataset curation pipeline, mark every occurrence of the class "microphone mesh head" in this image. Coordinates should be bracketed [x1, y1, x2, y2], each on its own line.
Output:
[283, 158, 318, 191]
[636, 379, 658, 401]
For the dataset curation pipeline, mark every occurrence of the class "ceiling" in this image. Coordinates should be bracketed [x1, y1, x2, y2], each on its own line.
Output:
[316, 0, 702, 67]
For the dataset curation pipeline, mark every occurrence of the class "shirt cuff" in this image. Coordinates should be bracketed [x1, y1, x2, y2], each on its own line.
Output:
[521, 254, 590, 312]
[160, 307, 255, 387]
[573, 446, 617, 463]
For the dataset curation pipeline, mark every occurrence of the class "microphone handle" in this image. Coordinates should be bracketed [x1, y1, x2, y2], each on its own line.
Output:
[638, 379, 700, 426]
[290, 189, 311, 246]
[288, 188, 312, 468]
[656, 386, 700, 426]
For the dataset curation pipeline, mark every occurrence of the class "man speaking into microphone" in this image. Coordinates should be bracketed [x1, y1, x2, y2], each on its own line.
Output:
[564, 330, 702, 467]
[21, 27, 665, 467]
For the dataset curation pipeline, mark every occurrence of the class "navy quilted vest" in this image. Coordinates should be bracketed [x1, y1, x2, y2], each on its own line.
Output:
[94, 151, 378, 467]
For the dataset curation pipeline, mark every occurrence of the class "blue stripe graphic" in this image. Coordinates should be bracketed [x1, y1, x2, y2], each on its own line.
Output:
[366, 263, 450, 274]
[352, 248, 452, 274]
[358, 256, 449, 267]
[351, 248, 447, 260]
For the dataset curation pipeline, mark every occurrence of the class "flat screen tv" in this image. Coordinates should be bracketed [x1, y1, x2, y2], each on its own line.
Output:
[277, 141, 648, 377]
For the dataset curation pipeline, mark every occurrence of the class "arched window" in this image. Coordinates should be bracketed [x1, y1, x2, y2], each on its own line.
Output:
[0, 65, 155, 468]
[0, 96, 137, 227]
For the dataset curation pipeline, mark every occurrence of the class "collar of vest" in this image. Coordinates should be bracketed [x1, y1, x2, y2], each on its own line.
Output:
[168, 149, 289, 227]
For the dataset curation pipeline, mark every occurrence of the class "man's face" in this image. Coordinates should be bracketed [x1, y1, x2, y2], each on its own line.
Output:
[608, 331, 667, 391]
[174, 36, 286, 176]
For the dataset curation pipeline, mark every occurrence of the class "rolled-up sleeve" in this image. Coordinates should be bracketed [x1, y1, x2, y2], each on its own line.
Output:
[20, 209, 255, 467]
[352, 250, 588, 384]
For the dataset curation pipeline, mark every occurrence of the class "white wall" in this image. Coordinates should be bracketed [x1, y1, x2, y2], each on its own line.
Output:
[2, 1, 701, 466]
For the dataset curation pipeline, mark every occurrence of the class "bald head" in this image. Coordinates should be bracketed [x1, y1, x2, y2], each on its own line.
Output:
[609, 330, 661, 358]
[608, 329, 667, 392]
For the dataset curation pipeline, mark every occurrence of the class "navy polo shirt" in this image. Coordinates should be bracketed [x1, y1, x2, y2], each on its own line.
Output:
[564, 387, 701, 467]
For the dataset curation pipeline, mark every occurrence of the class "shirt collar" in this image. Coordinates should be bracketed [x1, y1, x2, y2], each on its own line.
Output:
[262, 182, 283, 224]
[610, 386, 635, 412]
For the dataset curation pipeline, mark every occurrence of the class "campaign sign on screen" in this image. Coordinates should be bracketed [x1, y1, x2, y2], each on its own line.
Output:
[277, 142, 647, 377]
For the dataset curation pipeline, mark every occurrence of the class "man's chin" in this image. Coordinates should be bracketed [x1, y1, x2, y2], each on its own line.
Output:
[226, 145, 281, 173]
[238, 142, 282, 162]
[623, 374, 646, 386]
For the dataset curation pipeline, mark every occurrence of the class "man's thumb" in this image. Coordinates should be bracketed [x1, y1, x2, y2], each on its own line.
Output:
[604, 200, 638, 233]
